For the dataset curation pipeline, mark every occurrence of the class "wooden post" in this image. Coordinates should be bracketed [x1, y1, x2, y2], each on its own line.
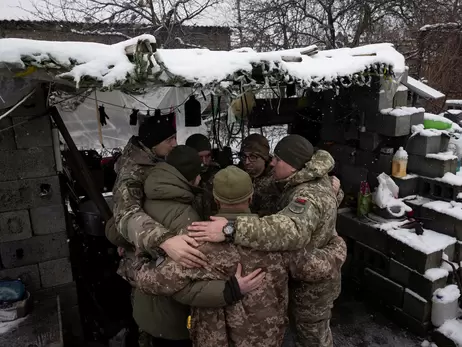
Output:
[50, 107, 113, 221]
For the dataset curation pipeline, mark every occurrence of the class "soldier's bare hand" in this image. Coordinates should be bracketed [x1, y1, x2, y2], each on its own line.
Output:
[235, 263, 265, 295]
[160, 235, 207, 268]
[187, 217, 228, 243]
[117, 247, 126, 257]
[331, 176, 341, 195]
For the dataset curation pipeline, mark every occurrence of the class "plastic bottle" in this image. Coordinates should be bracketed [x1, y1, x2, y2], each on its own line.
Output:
[431, 285, 460, 327]
[392, 147, 408, 178]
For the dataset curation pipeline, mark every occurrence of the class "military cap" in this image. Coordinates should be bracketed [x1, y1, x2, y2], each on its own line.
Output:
[213, 165, 254, 204]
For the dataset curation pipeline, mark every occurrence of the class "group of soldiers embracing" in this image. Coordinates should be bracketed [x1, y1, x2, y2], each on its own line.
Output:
[105, 115, 347, 347]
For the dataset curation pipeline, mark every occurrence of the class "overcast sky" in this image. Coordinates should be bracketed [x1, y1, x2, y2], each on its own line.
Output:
[0, 0, 233, 26]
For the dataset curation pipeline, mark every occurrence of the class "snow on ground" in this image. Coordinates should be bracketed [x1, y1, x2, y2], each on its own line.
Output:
[437, 319, 462, 346]
[386, 228, 456, 254]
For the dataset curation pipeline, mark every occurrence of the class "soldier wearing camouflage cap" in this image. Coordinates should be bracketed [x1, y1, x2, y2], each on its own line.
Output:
[133, 165, 346, 347]
[188, 135, 345, 347]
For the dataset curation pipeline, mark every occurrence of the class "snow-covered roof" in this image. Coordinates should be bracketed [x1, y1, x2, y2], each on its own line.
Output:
[0, 35, 405, 92]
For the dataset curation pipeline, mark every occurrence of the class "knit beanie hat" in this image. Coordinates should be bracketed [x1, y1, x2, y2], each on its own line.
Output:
[274, 135, 314, 170]
[213, 166, 254, 204]
[185, 134, 212, 152]
[138, 116, 176, 149]
[240, 134, 270, 160]
[166, 145, 202, 182]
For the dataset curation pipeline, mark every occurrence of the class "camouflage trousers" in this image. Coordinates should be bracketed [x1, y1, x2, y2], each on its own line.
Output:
[291, 319, 333, 347]
[138, 331, 192, 347]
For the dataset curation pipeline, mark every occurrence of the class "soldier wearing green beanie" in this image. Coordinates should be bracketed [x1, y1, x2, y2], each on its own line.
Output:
[188, 134, 345, 347]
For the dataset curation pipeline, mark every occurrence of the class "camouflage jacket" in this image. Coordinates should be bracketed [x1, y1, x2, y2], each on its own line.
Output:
[134, 209, 347, 347]
[112, 136, 171, 255]
[250, 165, 280, 217]
[233, 150, 344, 333]
[195, 162, 221, 220]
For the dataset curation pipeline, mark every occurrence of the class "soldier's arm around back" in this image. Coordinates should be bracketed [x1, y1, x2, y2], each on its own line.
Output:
[289, 235, 347, 283]
[113, 166, 173, 255]
[233, 187, 324, 251]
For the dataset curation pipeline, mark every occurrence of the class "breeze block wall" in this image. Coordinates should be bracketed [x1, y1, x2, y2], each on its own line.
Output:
[0, 85, 81, 345]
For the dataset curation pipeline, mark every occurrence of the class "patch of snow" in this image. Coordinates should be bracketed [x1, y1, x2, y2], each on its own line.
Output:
[405, 288, 428, 303]
[381, 106, 424, 117]
[424, 268, 449, 282]
[403, 77, 445, 99]
[426, 151, 458, 161]
[435, 173, 462, 186]
[438, 319, 462, 346]
[421, 340, 430, 347]
[423, 200, 462, 220]
[374, 220, 409, 231]
[446, 109, 462, 115]
[441, 260, 460, 272]
[411, 124, 442, 137]
[397, 85, 408, 92]
[398, 174, 419, 180]
[420, 22, 460, 31]
[386, 228, 456, 254]
[402, 195, 433, 206]
[446, 99, 462, 105]
[0, 316, 27, 334]
[434, 285, 461, 304]
[0, 34, 157, 88]
[156, 43, 406, 87]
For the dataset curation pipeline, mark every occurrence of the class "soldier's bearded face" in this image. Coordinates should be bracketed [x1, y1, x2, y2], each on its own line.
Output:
[154, 135, 177, 157]
[271, 156, 297, 180]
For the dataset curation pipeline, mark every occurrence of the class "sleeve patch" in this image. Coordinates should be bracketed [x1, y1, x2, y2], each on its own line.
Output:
[288, 198, 307, 214]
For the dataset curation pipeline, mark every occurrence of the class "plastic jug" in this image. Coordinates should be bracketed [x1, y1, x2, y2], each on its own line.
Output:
[431, 285, 460, 327]
[392, 147, 408, 178]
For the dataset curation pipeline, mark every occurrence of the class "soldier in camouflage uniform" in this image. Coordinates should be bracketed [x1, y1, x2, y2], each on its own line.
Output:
[185, 134, 220, 219]
[133, 166, 346, 347]
[239, 134, 279, 217]
[110, 116, 207, 267]
[189, 135, 344, 347]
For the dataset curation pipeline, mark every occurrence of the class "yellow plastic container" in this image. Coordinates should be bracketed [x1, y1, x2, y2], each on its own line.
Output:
[392, 147, 408, 178]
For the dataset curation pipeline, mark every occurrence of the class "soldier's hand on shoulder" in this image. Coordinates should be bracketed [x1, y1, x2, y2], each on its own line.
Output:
[188, 216, 228, 243]
[234, 263, 266, 295]
[159, 235, 208, 268]
[331, 176, 341, 195]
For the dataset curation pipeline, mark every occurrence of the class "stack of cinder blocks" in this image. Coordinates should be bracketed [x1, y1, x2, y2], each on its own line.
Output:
[0, 87, 81, 344]
[338, 209, 461, 337]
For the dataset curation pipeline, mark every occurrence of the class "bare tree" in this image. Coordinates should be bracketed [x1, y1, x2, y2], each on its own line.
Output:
[26, 0, 222, 47]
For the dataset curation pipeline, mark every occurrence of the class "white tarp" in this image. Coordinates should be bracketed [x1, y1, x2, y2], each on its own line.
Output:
[58, 87, 209, 149]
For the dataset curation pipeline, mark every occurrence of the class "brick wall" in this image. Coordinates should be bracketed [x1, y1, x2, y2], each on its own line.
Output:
[0, 20, 232, 50]
[0, 85, 81, 343]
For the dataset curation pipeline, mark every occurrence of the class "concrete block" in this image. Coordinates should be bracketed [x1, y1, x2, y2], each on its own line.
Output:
[326, 144, 356, 165]
[375, 152, 393, 175]
[320, 124, 346, 143]
[456, 242, 462, 262]
[355, 150, 378, 169]
[359, 132, 383, 151]
[408, 268, 447, 301]
[0, 264, 41, 292]
[420, 205, 456, 238]
[419, 177, 462, 202]
[393, 175, 420, 198]
[441, 133, 450, 152]
[377, 113, 411, 137]
[364, 268, 404, 307]
[354, 242, 389, 275]
[0, 175, 62, 213]
[0, 117, 16, 150]
[12, 114, 52, 149]
[0, 147, 56, 181]
[33, 281, 78, 310]
[388, 234, 443, 273]
[337, 211, 389, 254]
[408, 154, 457, 178]
[393, 88, 408, 107]
[432, 330, 458, 347]
[30, 204, 66, 235]
[39, 257, 73, 288]
[0, 232, 69, 268]
[385, 307, 431, 337]
[339, 164, 368, 195]
[406, 134, 442, 156]
[410, 112, 425, 127]
[0, 210, 32, 242]
[402, 289, 431, 322]
[388, 259, 411, 287]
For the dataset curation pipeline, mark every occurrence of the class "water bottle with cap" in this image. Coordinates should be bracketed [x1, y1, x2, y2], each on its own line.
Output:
[392, 147, 408, 178]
